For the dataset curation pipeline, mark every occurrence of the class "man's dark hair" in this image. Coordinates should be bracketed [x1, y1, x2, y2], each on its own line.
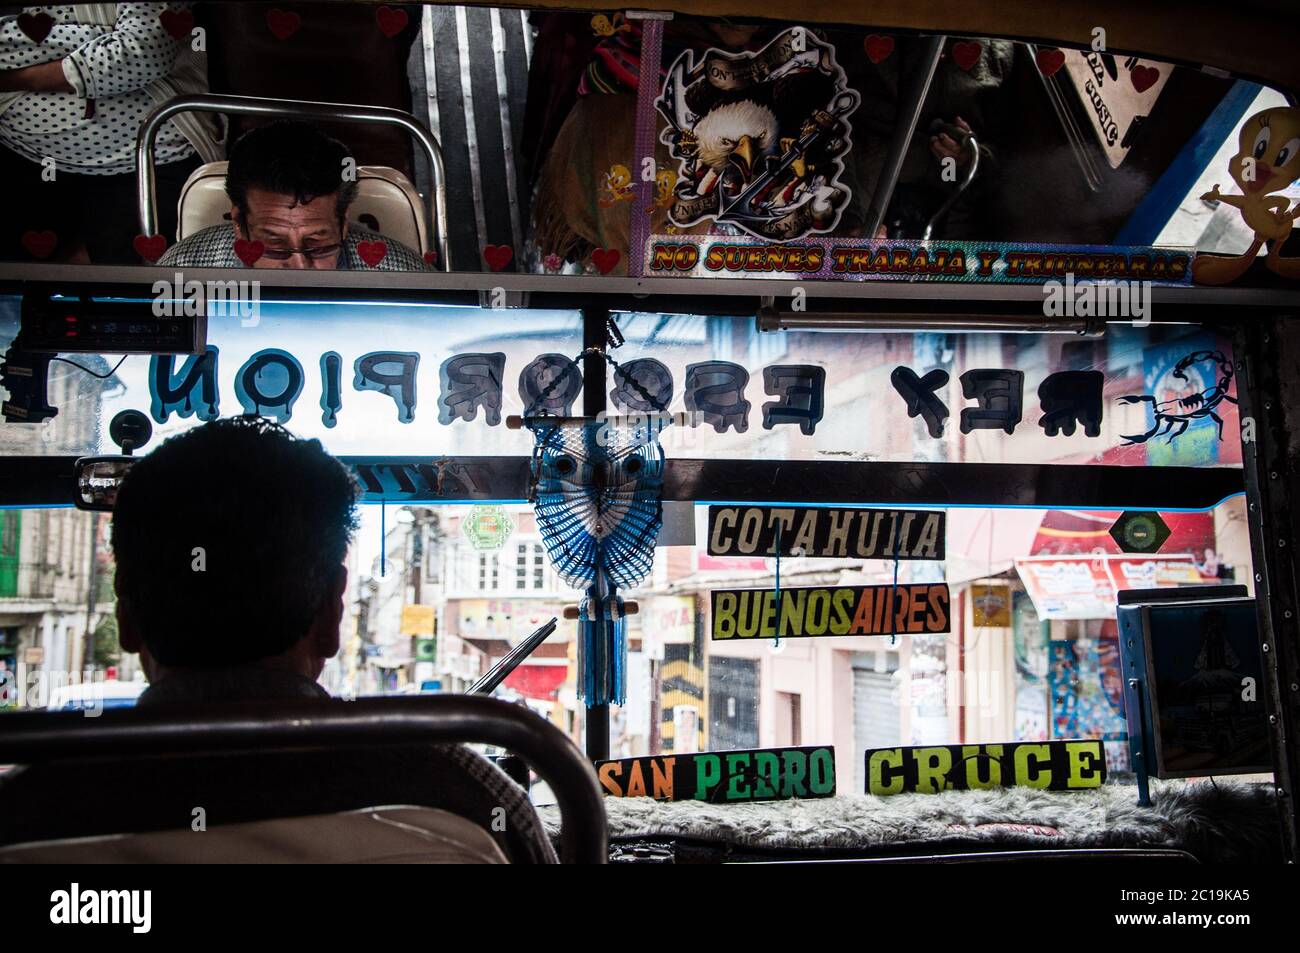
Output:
[111, 417, 359, 668]
[225, 120, 360, 225]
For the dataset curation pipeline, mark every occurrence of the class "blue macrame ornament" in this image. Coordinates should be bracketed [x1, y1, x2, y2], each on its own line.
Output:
[527, 383, 665, 705]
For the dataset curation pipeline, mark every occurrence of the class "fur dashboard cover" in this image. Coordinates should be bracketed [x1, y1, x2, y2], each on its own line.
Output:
[539, 779, 1281, 863]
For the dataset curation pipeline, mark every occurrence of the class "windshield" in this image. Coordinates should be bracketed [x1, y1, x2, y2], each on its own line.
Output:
[0, 299, 1255, 800]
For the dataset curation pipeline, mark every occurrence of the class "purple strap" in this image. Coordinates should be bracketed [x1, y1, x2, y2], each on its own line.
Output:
[628, 18, 664, 279]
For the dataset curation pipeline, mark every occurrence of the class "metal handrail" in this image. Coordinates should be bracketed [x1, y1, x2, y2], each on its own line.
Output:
[921, 131, 980, 241]
[0, 694, 606, 864]
[135, 94, 451, 270]
[864, 35, 947, 238]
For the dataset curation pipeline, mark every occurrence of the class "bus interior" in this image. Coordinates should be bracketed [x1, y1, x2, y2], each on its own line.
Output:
[0, 0, 1298, 871]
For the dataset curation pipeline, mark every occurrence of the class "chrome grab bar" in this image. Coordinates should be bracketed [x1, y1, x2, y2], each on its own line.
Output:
[136, 94, 451, 270]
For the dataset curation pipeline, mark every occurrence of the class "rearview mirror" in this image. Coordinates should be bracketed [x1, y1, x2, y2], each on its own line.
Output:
[74, 456, 135, 511]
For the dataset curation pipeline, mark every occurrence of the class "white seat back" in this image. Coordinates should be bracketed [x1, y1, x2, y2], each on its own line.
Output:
[0, 805, 507, 864]
[175, 161, 429, 253]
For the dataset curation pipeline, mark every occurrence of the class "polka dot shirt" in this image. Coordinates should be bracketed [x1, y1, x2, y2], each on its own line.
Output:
[0, 4, 194, 176]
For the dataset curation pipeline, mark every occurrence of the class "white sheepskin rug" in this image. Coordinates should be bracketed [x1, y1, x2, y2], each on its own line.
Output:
[538, 779, 1279, 862]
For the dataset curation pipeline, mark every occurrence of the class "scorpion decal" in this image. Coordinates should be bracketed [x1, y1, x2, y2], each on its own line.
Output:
[1118, 350, 1238, 444]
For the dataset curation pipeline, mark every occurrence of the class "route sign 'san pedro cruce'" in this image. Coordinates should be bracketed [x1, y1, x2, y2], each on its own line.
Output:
[865, 740, 1107, 795]
[597, 746, 836, 802]
[712, 583, 950, 639]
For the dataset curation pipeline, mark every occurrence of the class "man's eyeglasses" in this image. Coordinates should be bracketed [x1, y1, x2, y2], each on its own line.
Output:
[260, 243, 342, 262]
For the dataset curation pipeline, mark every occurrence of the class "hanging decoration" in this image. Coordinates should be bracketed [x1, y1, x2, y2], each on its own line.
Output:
[525, 349, 667, 705]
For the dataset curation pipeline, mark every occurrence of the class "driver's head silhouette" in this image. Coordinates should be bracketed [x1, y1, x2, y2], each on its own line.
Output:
[111, 416, 358, 699]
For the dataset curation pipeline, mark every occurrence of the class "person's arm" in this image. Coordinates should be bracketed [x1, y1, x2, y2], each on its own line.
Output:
[0, 59, 73, 93]
[61, 3, 186, 100]
[0, 11, 87, 72]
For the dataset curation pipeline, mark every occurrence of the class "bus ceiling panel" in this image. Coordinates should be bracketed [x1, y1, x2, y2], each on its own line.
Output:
[508, 0, 1300, 94]
[0, 456, 1243, 511]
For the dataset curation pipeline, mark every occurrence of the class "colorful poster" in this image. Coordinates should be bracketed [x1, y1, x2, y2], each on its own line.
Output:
[971, 584, 1013, 627]
[1015, 554, 1218, 620]
[1130, 335, 1240, 468]
[597, 745, 836, 802]
[711, 583, 951, 640]
[655, 27, 859, 241]
[1049, 638, 1127, 742]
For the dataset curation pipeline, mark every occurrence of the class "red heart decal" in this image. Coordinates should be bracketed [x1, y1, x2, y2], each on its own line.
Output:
[159, 9, 193, 40]
[133, 234, 167, 263]
[356, 240, 388, 267]
[375, 5, 408, 38]
[17, 12, 53, 44]
[234, 239, 265, 266]
[591, 247, 621, 275]
[483, 244, 513, 272]
[20, 230, 57, 259]
[951, 40, 982, 71]
[1036, 48, 1066, 77]
[423, 250, 439, 266]
[266, 8, 302, 41]
[1130, 64, 1160, 94]
[864, 34, 895, 65]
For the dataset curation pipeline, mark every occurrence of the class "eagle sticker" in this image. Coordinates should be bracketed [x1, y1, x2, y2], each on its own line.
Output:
[655, 27, 859, 241]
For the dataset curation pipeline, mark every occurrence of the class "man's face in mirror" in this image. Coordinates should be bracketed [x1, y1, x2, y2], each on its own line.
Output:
[233, 187, 347, 269]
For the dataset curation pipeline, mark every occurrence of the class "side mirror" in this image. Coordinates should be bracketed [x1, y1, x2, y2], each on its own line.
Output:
[73, 456, 135, 511]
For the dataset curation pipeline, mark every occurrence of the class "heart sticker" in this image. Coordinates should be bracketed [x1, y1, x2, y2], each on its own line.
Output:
[159, 9, 193, 40]
[266, 8, 302, 41]
[1036, 48, 1066, 78]
[133, 234, 167, 263]
[375, 5, 408, 38]
[1130, 64, 1160, 94]
[864, 34, 895, 65]
[483, 244, 513, 272]
[17, 12, 53, 44]
[423, 250, 439, 267]
[951, 40, 982, 71]
[591, 247, 621, 275]
[234, 239, 265, 266]
[21, 230, 57, 259]
[356, 240, 389, 267]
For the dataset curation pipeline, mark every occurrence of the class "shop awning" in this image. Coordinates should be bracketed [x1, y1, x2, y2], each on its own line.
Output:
[944, 508, 1047, 586]
[504, 663, 568, 701]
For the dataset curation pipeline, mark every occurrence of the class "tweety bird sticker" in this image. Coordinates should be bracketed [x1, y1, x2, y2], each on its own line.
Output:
[1193, 106, 1300, 285]
[646, 168, 678, 212]
[599, 164, 636, 208]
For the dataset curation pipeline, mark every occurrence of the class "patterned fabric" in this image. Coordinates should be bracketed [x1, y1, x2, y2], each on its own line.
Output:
[159, 223, 432, 271]
[0, 4, 194, 175]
